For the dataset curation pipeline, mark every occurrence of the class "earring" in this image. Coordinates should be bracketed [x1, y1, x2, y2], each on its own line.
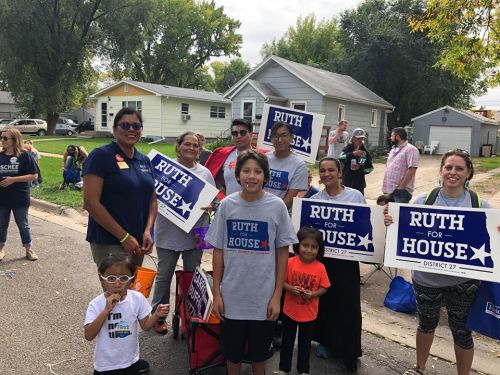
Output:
[438, 177, 442, 187]
[464, 179, 470, 189]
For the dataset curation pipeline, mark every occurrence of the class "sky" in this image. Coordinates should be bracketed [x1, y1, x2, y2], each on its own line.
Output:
[213, 0, 500, 108]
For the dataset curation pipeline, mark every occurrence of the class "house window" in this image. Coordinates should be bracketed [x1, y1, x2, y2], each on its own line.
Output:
[101, 102, 108, 128]
[124, 83, 128, 93]
[122, 101, 142, 114]
[290, 101, 307, 111]
[338, 104, 346, 122]
[210, 105, 225, 118]
[242, 99, 256, 122]
[371, 109, 378, 127]
[181, 103, 189, 114]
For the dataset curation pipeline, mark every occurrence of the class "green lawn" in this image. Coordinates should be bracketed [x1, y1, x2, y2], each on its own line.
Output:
[473, 156, 500, 172]
[32, 137, 177, 157]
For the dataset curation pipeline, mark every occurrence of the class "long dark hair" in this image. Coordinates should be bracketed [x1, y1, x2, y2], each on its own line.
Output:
[292, 226, 325, 260]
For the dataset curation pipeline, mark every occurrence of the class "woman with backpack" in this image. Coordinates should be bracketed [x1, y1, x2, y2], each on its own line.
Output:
[385, 149, 498, 375]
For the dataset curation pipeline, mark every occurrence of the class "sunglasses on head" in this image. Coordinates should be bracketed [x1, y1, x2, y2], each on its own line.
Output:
[446, 148, 470, 156]
[231, 129, 249, 137]
[117, 122, 143, 131]
[1, 136, 13, 141]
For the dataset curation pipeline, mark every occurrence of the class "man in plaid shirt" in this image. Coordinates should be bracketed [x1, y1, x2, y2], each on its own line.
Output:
[382, 127, 419, 203]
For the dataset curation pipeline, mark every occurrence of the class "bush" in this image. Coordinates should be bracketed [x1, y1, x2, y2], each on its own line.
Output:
[206, 136, 232, 151]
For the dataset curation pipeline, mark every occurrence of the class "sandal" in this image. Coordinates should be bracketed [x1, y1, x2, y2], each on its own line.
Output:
[403, 365, 425, 375]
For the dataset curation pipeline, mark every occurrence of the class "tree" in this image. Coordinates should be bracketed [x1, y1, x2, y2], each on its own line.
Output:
[408, 0, 500, 86]
[0, 0, 136, 133]
[210, 58, 251, 93]
[261, 15, 342, 71]
[337, 0, 481, 129]
[103, 0, 242, 89]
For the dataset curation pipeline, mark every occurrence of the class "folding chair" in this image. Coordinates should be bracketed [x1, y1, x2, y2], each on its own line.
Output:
[360, 263, 397, 285]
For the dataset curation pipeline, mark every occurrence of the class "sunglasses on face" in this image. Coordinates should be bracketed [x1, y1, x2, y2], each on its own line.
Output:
[1, 136, 13, 141]
[100, 274, 135, 283]
[117, 122, 143, 131]
[231, 129, 249, 137]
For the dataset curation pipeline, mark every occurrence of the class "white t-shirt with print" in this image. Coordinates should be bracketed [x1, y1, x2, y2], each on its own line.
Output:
[85, 290, 151, 372]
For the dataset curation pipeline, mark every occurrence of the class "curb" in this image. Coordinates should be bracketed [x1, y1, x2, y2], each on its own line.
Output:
[30, 197, 87, 225]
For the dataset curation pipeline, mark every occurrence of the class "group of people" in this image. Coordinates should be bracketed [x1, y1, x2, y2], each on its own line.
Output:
[2, 107, 496, 375]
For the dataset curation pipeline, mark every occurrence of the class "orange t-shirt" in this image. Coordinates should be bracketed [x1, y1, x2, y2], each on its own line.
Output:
[283, 256, 331, 322]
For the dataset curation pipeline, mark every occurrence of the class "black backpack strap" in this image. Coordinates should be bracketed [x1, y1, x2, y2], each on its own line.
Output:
[469, 190, 481, 208]
[424, 187, 441, 205]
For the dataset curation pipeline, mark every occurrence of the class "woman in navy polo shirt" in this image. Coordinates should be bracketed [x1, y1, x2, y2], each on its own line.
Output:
[83, 107, 157, 269]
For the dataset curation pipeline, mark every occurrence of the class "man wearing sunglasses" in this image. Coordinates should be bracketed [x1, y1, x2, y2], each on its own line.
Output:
[205, 118, 266, 197]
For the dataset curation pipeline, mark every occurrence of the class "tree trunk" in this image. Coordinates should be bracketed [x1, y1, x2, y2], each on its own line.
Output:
[46, 112, 59, 135]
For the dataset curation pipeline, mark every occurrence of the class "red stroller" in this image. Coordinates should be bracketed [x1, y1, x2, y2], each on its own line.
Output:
[172, 270, 225, 374]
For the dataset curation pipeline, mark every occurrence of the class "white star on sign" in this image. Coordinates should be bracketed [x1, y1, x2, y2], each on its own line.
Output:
[357, 233, 373, 250]
[470, 244, 490, 266]
[178, 200, 192, 215]
[301, 137, 311, 151]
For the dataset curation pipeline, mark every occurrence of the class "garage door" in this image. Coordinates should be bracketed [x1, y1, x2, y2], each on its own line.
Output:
[428, 126, 472, 154]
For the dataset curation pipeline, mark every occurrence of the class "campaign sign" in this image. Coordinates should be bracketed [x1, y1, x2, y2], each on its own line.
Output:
[148, 150, 219, 233]
[257, 104, 324, 164]
[291, 198, 386, 262]
[385, 204, 500, 282]
[186, 267, 213, 321]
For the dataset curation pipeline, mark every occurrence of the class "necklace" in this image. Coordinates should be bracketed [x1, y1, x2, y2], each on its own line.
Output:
[438, 189, 466, 207]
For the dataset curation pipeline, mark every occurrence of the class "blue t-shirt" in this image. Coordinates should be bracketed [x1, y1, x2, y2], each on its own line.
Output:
[0, 151, 37, 208]
[83, 142, 155, 245]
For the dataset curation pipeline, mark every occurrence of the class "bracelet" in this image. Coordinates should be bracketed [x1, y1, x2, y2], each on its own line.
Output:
[119, 232, 130, 243]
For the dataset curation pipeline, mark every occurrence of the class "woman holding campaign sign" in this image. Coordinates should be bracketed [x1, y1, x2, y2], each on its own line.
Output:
[385, 149, 497, 375]
[264, 121, 308, 210]
[310, 157, 365, 372]
[151, 131, 216, 334]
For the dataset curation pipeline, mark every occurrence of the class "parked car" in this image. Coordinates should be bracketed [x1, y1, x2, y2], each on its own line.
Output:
[0, 119, 12, 125]
[4, 119, 47, 136]
[74, 120, 94, 133]
[55, 117, 78, 136]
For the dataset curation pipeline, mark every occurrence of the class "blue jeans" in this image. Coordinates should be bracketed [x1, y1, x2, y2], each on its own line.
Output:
[0, 206, 32, 246]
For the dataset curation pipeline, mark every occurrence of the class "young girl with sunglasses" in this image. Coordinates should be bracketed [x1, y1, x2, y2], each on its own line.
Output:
[84, 254, 169, 375]
[276, 226, 330, 375]
[206, 149, 297, 375]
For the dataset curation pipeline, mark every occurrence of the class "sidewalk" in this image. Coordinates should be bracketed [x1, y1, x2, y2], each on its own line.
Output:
[28, 154, 500, 374]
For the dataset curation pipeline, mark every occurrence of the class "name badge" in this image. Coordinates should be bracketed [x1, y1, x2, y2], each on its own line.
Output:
[117, 161, 129, 169]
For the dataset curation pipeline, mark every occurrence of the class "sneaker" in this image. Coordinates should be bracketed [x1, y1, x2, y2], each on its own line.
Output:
[59, 183, 66, 190]
[137, 359, 149, 373]
[154, 321, 169, 335]
[403, 365, 425, 375]
[314, 344, 330, 359]
[26, 249, 39, 261]
[272, 371, 289, 375]
[0, 249, 5, 261]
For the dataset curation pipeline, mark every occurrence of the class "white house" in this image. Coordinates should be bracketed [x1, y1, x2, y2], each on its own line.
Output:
[90, 80, 232, 139]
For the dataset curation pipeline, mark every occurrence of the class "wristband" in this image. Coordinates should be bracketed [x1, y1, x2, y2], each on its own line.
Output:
[119, 232, 130, 243]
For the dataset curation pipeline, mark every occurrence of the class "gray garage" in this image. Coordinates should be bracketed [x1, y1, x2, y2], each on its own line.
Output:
[411, 105, 499, 157]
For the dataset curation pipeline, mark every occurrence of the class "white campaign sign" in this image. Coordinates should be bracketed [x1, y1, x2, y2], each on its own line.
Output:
[385, 203, 500, 282]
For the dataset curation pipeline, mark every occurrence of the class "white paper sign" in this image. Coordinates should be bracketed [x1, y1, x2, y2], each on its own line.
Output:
[385, 203, 500, 282]
[291, 197, 386, 263]
[257, 104, 324, 164]
[148, 150, 219, 233]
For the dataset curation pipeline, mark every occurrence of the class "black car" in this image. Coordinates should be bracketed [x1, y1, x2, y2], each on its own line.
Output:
[75, 120, 94, 133]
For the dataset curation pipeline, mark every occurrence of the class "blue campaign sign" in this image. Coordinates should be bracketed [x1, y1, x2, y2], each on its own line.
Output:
[385, 204, 500, 282]
[226, 219, 270, 252]
[291, 198, 386, 262]
[257, 104, 324, 164]
[147, 150, 219, 233]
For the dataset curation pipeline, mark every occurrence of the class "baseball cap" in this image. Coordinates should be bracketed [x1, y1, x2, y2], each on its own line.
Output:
[352, 128, 366, 138]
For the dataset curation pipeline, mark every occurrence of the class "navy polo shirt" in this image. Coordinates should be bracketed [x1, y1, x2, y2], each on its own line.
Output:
[83, 142, 155, 245]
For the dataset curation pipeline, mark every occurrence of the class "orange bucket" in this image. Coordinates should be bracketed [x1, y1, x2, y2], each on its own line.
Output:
[130, 266, 157, 298]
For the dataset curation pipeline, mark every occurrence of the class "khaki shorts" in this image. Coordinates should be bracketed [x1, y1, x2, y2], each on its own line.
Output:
[90, 243, 144, 269]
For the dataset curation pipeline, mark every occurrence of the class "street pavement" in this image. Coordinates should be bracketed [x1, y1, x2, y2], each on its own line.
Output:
[1, 154, 499, 374]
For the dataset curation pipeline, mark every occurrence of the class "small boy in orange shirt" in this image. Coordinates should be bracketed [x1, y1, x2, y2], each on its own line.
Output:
[276, 227, 330, 375]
